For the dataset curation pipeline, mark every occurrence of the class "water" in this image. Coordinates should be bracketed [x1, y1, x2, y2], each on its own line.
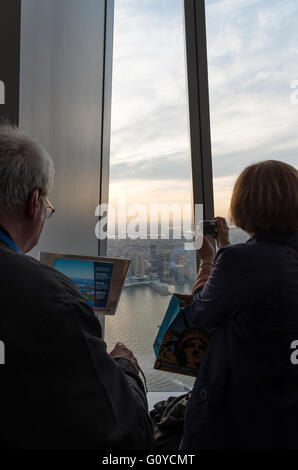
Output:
[105, 227, 250, 392]
[105, 284, 195, 392]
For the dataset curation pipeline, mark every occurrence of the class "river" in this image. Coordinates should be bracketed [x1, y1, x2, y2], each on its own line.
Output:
[105, 284, 195, 392]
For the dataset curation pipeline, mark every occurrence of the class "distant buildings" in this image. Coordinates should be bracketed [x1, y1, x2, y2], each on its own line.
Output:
[107, 226, 249, 293]
[133, 252, 145, 277]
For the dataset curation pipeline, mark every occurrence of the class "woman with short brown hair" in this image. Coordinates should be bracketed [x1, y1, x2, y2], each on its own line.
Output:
[230, 160, 298, 233]
[181, 160, 298, 450]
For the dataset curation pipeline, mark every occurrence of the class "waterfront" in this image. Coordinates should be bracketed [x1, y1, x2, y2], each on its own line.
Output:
[105, 227, 250, 392]
[105, 283, 196, 392]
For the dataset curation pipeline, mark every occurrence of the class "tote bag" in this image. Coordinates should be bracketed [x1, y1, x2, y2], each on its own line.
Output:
[153, 293, 212, 377]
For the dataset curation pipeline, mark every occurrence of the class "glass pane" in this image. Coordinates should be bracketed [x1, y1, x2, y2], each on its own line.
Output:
[20, 0, 107, 259]
[106, 0, 196, 392]
[205, 0, 298, 244]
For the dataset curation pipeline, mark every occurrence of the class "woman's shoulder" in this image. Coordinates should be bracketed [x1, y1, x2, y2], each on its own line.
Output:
[215, 239, 256, 262]
[213, 240, 266, 279]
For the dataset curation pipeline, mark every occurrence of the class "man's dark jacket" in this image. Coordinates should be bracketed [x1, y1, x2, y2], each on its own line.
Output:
[181, 231, 298, 450]
[0, 239, 154, 450]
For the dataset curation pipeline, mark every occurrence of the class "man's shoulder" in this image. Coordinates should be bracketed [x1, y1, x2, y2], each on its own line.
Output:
[0, 245, 81, 305]
[0, 245, 96, 342]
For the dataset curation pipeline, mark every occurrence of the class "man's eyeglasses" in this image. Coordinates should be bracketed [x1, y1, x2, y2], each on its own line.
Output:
[43, 195, 55, 219]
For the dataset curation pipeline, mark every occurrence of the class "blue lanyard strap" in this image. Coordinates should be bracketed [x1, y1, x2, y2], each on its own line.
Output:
[0, 230, 21, 254]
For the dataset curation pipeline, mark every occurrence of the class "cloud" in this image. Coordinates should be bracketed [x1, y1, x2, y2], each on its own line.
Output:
[111, 0, 187, 131]
[205, 0, 298, 190]
[110, 149, 190, 180]
[109, 0, 298, 217]
[111, 103, 188, 162]
[108, 178, 192, 207]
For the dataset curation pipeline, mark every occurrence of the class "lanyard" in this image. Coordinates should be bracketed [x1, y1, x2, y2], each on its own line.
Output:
[0, 230, 21, 254]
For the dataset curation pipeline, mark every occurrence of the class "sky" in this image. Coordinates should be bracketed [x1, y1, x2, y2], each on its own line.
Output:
[109, 0, 298, 219]
[54, 258, 94, 280]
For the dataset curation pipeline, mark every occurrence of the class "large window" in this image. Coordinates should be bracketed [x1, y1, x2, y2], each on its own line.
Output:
[105, 0, 196, 392]
[205, 0, 298, 241]
[105, 0, 298, 392]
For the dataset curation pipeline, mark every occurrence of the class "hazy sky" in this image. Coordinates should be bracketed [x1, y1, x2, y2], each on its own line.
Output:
[109, 0, 298, 218]
[55, 258, 94, 280]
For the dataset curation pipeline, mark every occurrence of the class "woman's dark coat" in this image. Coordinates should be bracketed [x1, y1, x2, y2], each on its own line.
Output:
[181, 231, 298, 450]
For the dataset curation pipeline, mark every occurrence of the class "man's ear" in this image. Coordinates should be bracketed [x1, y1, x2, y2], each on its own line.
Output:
[25, 188, 43, 219]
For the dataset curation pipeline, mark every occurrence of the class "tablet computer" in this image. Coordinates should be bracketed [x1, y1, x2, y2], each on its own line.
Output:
[39, 252, 130, 315]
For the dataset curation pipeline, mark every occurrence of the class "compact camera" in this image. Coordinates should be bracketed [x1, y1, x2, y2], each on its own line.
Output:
[203, 220, 219, 238]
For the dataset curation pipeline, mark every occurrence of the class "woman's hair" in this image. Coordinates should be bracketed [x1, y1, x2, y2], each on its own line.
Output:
[230, 160, 298, 233]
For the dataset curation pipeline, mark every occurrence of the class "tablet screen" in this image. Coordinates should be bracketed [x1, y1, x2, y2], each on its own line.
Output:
[54, 258, 114, 309]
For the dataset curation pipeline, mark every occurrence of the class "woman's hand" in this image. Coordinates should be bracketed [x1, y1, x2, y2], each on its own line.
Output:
[196, 234, 215, 263]
[191, 218, 229, 295]
[215, 216, 230, 249]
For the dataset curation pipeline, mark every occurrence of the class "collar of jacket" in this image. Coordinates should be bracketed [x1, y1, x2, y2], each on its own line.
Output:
[248, 230, 298, 250]
[0, 224, 16, 251]
[0, 224, 13, 240]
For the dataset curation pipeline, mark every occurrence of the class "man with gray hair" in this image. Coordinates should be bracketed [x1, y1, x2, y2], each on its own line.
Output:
[0, 125, 153, 450]
[0, 126, 55, 253]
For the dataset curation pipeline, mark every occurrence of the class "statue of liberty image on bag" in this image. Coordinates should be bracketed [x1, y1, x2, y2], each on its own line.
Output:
[153, 293, 212, 377]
